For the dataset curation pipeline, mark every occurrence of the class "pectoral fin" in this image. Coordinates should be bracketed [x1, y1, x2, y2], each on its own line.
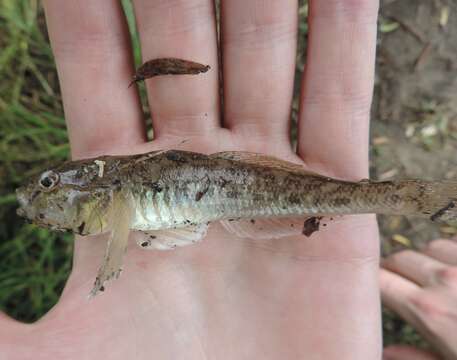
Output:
[136, 223, 209, 250]
[89, 192, 133, 298]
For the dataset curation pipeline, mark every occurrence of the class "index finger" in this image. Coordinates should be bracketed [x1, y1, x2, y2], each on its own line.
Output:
[43, 1, 146, 159]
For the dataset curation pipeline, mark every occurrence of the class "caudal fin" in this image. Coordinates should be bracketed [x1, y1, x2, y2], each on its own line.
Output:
[404, 180, 457, 222]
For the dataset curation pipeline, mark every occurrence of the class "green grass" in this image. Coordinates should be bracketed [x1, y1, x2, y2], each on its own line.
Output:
[0, 0, 71, 322]
[0, 0, 428, 350]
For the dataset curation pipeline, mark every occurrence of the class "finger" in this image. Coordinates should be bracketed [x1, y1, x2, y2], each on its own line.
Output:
[43, 1, 146, 159]
[132, 0, 220, 138]
[221, 0, 297, 145]
[0, 311, 22, 329]
[297, 0, 379, 179]
[424, 239, 457, 266]
[383, 345, 440, 360]
[0, 311, 29, 353]
[380, 268, 421, 327]
[382, 250, 447, 287]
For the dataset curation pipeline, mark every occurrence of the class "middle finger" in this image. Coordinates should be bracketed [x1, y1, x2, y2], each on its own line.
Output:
[221, 0, 298, 147]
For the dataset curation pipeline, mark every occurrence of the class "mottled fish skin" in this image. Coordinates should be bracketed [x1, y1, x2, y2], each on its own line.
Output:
[128, 151, 457, 229]
[130, 152, 369, 230]
[16, 150, 457, 235]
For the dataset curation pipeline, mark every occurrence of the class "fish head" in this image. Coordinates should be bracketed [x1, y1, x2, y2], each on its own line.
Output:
[16, 158, 116, 235]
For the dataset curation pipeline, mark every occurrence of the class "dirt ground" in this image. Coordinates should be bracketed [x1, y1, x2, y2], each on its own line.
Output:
[375, 0, 457, 348]
[374, 0, 457, 253]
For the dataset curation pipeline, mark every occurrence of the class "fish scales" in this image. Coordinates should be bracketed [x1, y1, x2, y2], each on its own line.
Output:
[126, 152, 419, 229]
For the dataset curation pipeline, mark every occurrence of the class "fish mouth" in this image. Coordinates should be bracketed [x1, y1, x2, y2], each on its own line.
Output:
[16, 207, 26, 218]
[16, 188, 28, 218]
[16, 204, 34, 223]
[16, 187, 35, 221]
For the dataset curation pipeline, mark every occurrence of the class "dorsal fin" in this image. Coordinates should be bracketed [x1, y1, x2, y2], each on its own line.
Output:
[210, 151, 325, 177]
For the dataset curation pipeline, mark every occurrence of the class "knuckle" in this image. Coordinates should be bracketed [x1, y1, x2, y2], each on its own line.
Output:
[225, 22, 296, 50]
[142, 0, 204, 10]
[52, 32, 126, 64]
[224, 2, 296, 49]
[436, 267, 457, 288]
[303, 85, 373, 108]
[310, 0, 379, 22]
[409, 293, 447, 319]
[139, 0, 213, 37]
[408, 292, 457, 337]
[50, 16, 127, 60]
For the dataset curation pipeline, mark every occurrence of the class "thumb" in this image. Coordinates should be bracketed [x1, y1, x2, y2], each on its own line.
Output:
[0, 311, 33, 358]
[383, 345, 440, 360]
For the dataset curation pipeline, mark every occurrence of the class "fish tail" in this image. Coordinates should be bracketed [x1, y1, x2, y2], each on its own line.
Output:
[373, 180, 457, 222]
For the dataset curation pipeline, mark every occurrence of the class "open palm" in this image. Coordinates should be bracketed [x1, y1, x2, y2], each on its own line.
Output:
[2, 1, 381, 359]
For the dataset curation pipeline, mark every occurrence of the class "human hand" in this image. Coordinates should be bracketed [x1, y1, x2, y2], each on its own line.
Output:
[381, 239, 457, 360]
[1, 1, 380, 359]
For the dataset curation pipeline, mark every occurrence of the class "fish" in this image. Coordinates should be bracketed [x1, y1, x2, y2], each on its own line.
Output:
[15, 150, 457, 296]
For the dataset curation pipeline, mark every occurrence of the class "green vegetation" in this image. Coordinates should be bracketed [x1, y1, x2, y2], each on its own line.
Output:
[0, 0, 71, 322]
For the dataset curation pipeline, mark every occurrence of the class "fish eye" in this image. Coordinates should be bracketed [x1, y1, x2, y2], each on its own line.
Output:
[39, 171, 60, 191]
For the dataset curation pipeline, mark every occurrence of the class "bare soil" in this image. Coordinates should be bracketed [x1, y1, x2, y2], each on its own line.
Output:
[374, 0, 457, 253]
[375, 0, 457, 349]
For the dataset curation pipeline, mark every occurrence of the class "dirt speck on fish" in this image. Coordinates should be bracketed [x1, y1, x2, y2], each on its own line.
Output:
[302, 216, 323, 237]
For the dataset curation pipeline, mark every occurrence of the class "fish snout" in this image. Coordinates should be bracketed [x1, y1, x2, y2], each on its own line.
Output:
[16, 188, 31, 219]
[16, 207, 25, 218]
